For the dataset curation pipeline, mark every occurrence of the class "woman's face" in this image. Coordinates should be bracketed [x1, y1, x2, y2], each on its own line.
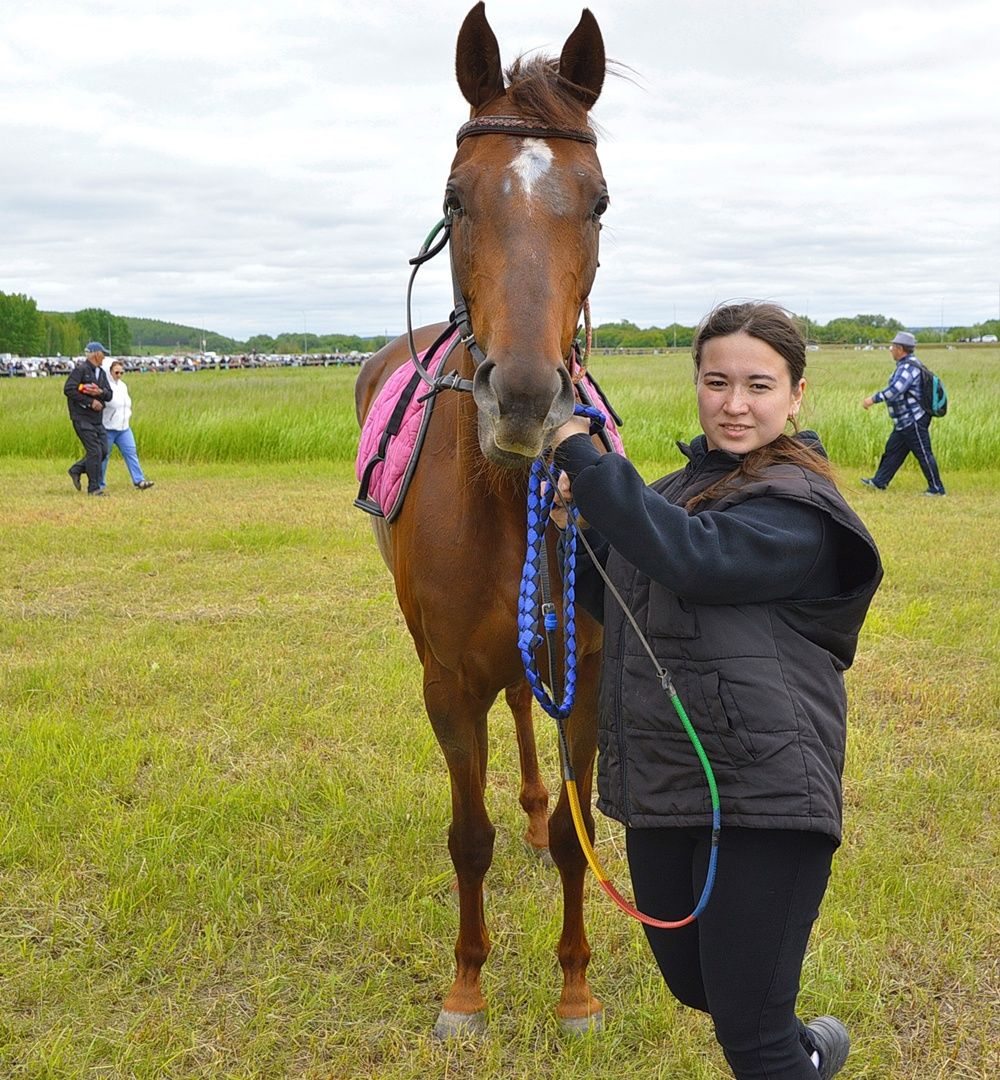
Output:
[110, 365, 124, 381]
[696, 332, 805, 454]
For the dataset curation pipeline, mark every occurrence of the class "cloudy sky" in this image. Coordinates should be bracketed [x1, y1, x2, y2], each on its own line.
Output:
[3, 0, 998, 341]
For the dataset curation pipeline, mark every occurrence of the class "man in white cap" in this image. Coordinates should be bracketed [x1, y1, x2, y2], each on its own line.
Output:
[860, 331, 945, 496]
[64, 342, 114, 495]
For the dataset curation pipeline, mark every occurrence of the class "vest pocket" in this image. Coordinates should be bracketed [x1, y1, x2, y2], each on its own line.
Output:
[699, 670, 757, 764]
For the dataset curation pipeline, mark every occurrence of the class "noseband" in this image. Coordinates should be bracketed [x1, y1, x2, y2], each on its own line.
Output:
[404, 115, 598, 397]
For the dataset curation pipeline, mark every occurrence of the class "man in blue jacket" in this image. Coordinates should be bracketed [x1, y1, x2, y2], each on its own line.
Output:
[861, 330, 945, 495]
[64, 342, 114, 495]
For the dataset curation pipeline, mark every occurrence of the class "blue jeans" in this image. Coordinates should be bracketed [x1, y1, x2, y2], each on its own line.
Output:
[872, 415, 945, 493]
[101, 427, 145, 486]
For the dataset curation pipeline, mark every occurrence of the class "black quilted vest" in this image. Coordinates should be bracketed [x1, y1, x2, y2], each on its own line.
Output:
[596, 446, 883, 842]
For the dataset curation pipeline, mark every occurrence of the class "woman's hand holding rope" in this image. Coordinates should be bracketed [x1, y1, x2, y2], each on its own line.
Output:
[544, 413, 594, 529]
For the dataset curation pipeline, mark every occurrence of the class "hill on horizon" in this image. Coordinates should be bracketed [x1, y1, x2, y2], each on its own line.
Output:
[124, 316, 245, 353]
[43, 313, 391, 356]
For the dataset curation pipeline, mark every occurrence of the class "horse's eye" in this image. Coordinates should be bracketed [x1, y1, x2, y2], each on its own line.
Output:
[592, 194, 610, 221]
[444, 190, 464, 218]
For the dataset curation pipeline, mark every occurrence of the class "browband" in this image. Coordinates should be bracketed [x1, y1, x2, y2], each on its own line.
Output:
[456, 115, 597, 147]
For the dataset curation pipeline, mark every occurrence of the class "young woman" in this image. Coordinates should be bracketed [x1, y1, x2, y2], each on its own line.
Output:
[550, 302, 882, 1080]
[101, 361, 154, 491]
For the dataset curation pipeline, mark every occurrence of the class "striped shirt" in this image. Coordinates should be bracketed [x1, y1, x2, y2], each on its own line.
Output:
[872, 356, 925, 428]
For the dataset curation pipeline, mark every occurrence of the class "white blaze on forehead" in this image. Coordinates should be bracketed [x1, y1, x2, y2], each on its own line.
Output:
[509, 138, 554, 200]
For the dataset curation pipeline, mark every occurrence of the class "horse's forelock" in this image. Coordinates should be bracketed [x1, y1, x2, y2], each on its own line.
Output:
[503, 56, 594, 132]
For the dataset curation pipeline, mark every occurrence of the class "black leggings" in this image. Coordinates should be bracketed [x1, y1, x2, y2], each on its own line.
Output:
[626, 826, 837, 1080]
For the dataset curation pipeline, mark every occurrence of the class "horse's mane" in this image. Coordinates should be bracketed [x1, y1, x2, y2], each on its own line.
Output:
[504, 56, 595, 132]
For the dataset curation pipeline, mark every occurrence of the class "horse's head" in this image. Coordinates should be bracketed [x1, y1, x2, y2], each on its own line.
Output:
[450, 3, 607, 467]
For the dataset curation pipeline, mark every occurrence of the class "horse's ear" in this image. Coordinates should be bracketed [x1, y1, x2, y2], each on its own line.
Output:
[456, 2, 505, 109]
[558, 9, 605, 109]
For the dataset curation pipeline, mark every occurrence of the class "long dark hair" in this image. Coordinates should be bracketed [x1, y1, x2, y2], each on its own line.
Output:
[687, 302, 834, 510]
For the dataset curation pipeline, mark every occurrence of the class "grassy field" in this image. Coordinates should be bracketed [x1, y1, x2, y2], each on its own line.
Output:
[0, 349, 997, 1078]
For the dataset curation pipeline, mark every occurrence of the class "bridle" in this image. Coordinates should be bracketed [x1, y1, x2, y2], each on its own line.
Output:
[456, 114, 597, 147]
[404, 115, 598, 398]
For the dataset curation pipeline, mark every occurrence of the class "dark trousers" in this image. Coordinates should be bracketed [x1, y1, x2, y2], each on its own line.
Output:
[627, 826, 836, 1080]
[70, 420, 108, 493]
[872, 415, 944, 493]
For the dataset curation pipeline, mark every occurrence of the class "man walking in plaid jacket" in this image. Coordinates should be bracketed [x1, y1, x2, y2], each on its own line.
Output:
[861, 331, 946, 496]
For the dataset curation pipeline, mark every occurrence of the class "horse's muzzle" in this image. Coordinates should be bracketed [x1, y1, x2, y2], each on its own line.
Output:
[472, 360, 575, 463]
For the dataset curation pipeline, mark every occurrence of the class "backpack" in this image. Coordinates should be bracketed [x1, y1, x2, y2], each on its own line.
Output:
[917, 362, 948, 417]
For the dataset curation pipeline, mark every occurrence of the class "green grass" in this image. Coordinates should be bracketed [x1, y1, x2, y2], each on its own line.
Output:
[3, 345, 996, 470]
[0, 350, 997, 1078]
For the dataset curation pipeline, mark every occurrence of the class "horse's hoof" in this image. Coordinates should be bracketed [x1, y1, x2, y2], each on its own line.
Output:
[433, 1008, 487, 1040]
[525, 843, 555, 867]
[558, 1009, 604, 1035]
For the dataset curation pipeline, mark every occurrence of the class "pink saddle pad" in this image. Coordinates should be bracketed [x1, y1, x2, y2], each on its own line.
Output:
[356, 339, 625, 521]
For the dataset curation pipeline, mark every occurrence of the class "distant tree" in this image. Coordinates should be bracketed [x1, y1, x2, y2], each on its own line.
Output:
[592, 320, 696, 350]
[853, 314, 904, 330]
[41, 312, 83, 355]
[664, 323, 694, 348]
[310, 333, 386, 353]
[0, 291, 45, 355]
[272, 333, 304, 354]
[817, 317, 865, 344]
[592, 320, 641, 348]
[74, 308, 132, 354]
[246, 334, 275, 353]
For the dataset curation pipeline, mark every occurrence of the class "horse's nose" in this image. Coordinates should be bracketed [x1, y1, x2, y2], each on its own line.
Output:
[473, 359, 575, 460]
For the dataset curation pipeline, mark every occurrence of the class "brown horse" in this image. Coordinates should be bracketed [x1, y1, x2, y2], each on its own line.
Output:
[355, 3, 609, 1036]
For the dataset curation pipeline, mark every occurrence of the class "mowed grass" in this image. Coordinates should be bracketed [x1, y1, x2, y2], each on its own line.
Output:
[0, 348, 997, 1079]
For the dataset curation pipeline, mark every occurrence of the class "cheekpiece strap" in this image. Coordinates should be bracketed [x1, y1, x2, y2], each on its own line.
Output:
[456, 115, 597, 147]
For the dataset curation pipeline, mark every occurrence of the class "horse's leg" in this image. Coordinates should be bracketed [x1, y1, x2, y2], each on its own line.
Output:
[424, 662, 497, 1038]
[505, 681, 550, 857]
[547, 651, 604, 1031]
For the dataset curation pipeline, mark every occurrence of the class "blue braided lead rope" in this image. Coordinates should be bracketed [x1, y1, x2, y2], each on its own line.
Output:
[517, 406, 606, 720]
[517, 456, 578, 718]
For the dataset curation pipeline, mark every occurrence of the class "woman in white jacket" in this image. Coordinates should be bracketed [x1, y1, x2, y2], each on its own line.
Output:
[100, 361, 154, 490]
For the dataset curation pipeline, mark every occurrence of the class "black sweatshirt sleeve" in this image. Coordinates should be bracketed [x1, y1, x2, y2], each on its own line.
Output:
[554, 435, 834, 605]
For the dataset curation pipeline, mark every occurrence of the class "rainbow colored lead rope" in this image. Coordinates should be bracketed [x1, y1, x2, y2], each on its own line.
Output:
[518, 414, 721, 928]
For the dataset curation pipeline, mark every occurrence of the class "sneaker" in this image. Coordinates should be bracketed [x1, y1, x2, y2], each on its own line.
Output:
[134, 480, 155, 490]
[922, 490, 946, 496]
[805, 1016, 850, 1079]
[860, 477, 885, 490]
[88, 489, 108, 497]
[68, 469, 82, 491]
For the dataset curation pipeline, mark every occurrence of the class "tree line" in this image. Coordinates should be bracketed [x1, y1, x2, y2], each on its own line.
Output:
[0, 293, 133, 357]
[592, 314, 1000, 349]
[2, 289, 997, 357]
